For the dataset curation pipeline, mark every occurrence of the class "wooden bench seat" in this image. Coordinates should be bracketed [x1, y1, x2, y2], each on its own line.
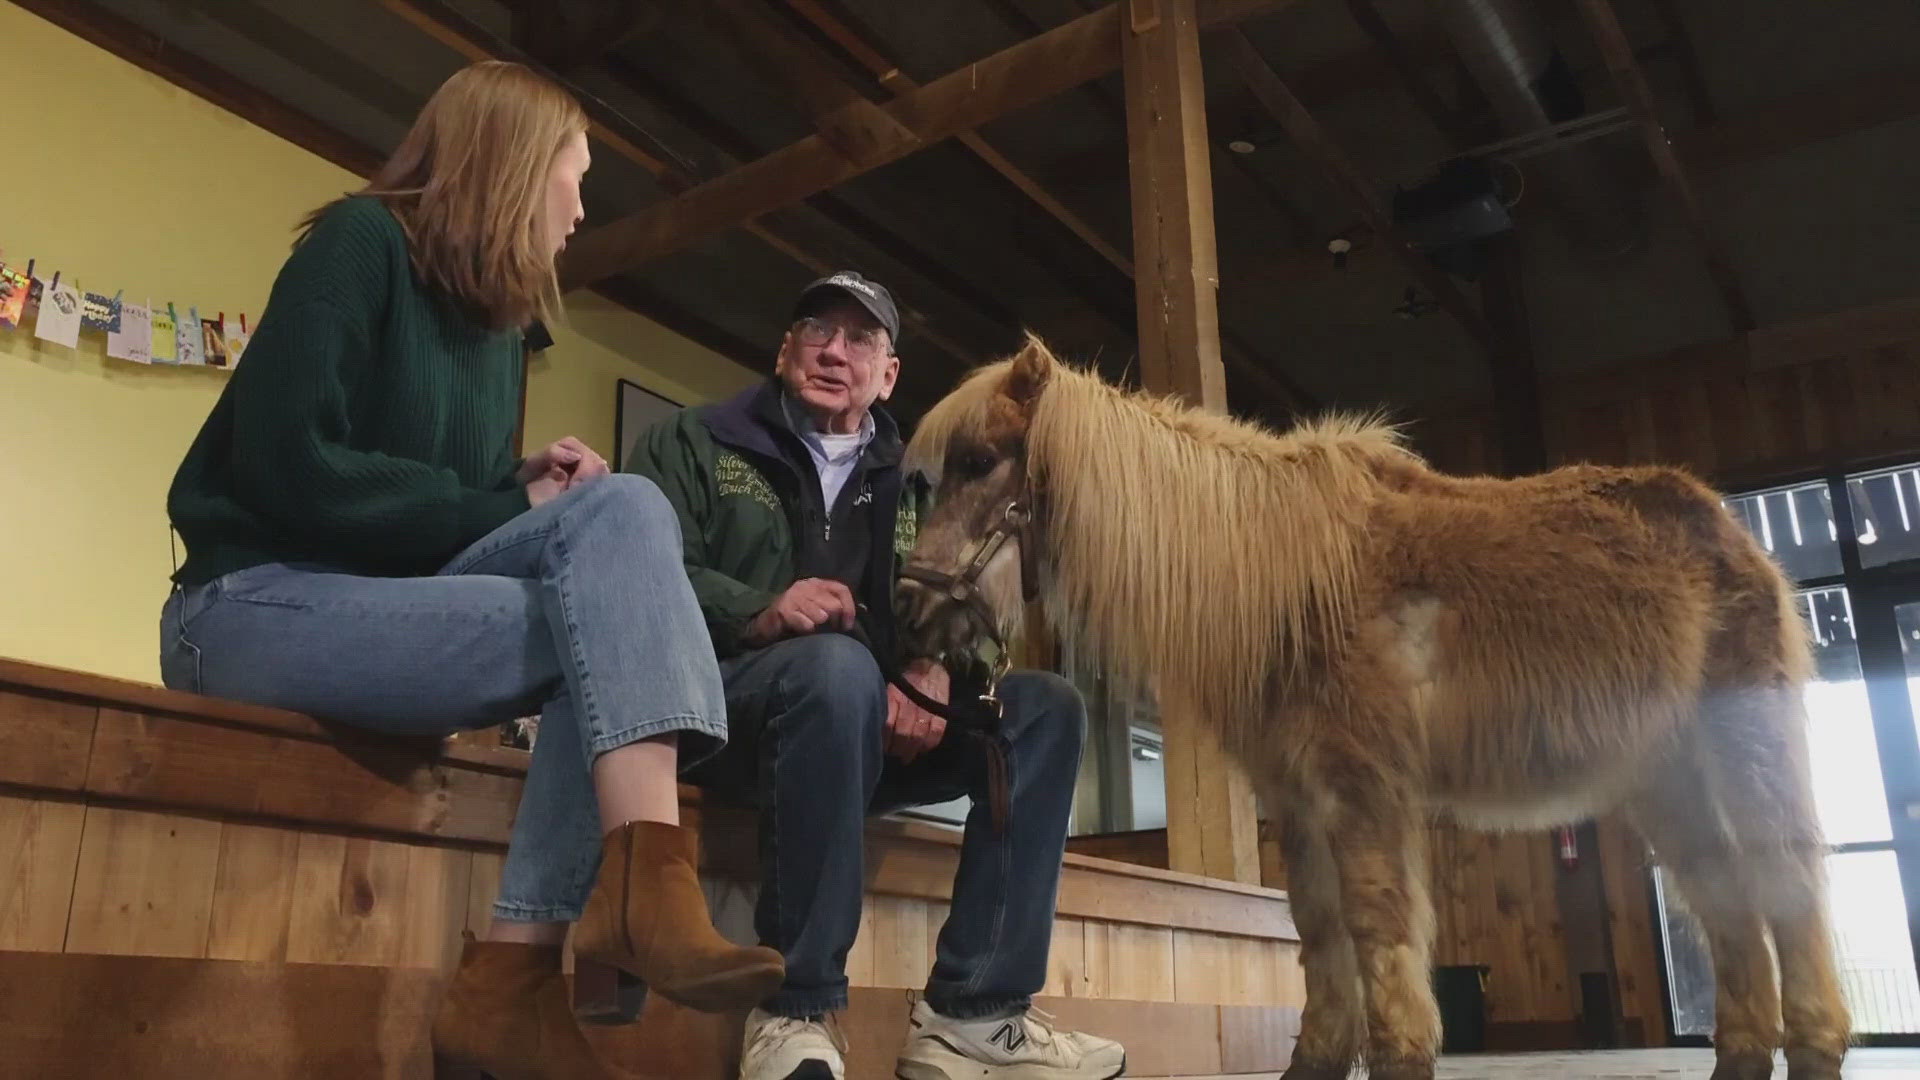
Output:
[0, 656, 1304, 1078]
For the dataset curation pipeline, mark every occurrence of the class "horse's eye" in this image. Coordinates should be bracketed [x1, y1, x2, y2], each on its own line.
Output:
[954, 451, 997, 480]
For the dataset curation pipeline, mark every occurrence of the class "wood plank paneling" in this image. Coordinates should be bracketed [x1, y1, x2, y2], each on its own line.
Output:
[0, 950, 440, 1080]
[867, 895, 932, 988]
[6, 658, 1302, 954]
[399, 842, 470, 969]
[0, 690, 95, 789]
[285, 834, 414, 967]
[1596, 814, 1667, 1047]
[85, 709, 523, 846]
[1416, 297, 1920, 484]
[1173, 927, 1231, 1003]
[0, 795, 86, 951]
[1045, 916, 1089, 998]
[844, 893, 877, 987]
[1040, 996, 1224, 1077]
[205, 821, 300, 961]
[465, 851, 503, 938]
[1219, 1002, 1302, 1073]
[1087, 921, 1176, 1001]
[0, 949, 1286, 1079]
[65, 806, 221, 958]
[0, 658, 527, 777]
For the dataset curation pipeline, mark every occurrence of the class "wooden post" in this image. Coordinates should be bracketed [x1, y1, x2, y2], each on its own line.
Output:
[1481, 235, 1547, 475]
[1123, 0, 1261, 885]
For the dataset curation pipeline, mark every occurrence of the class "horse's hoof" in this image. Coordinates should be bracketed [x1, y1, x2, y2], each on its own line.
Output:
[1785, 1048, 1844, 1080]
[1709, 1052, 1774, 1080]
[1279, 1060, 1354, 1080]
[1366, 1061, 1436, 1080]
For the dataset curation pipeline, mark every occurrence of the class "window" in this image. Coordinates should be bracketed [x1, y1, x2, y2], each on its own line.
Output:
[1661, 467, 1920, 1037]
[1722, 480, 1842, 581]
[1849, 464, 1920, 569]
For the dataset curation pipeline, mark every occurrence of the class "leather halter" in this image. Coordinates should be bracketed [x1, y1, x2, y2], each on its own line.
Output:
[898, 497, 1040, 701]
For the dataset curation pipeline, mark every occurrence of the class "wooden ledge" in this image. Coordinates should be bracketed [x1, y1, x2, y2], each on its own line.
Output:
[0, 657, 1295, 941]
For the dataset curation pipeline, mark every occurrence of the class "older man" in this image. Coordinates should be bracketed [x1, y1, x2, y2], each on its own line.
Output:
[625, 272, 1124, 1080]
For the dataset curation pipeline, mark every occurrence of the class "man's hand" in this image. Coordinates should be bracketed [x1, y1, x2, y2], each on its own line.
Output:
[886, 660, 950, 763]
[743, 578, 857, 645]
[517, 436, 610, 489]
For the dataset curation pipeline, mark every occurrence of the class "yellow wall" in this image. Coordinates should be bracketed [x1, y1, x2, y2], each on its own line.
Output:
[0, 5, 759, 683]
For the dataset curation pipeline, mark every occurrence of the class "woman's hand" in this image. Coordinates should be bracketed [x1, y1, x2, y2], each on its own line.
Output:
[517, 436, 609, 488]
[526, 466, 571, 508]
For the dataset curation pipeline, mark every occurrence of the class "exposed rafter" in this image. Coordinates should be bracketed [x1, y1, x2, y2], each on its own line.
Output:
[557, 0, 1298, 289]
[1218, 29, 1499, 357]
[1341, 0, 1476, 148]
[378, 0, 982, 369]
[783, 0, 1134, 275]
[779, 0, 1315, 412]
[1571, 0, 1755, 333]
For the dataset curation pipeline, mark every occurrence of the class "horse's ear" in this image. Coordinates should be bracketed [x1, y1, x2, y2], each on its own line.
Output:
[1004, 333, 1056, 408]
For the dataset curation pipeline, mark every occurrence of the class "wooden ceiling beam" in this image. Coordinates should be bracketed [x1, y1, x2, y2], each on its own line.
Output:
[1647, 0, 1717, 125]
[1341, 0, 1476, 148]
[557, 0, 1299, 289]
[595, 53, 1021, 350]
[783, 0, 1135, 276]
[1571, 0, 1755, 333]
[781, 0, 1315, 412]
[10, 0, 386, 177]
[380, 0, 982, 368]
[1218, 29, 1500, 357]
[1677, 63, 1920, 172]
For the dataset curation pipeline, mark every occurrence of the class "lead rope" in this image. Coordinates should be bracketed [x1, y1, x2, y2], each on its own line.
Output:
[837, 619, 1012, 838]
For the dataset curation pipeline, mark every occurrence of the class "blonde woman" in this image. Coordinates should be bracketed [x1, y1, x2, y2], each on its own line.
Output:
[160, 62, 780, 1078]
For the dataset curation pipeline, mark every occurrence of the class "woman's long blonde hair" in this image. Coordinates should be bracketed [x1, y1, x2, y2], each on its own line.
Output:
[303, 61, 586, 330]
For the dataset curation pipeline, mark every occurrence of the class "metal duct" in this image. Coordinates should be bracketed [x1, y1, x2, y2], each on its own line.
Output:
[1435, 0, 1644, 257]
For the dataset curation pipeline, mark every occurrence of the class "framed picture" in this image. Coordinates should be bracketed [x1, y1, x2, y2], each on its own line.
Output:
[613, 378, 684, 472]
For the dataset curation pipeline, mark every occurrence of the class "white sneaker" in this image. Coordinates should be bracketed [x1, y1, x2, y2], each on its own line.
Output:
[894, 998, 1127, 1080]
[739, 1007, 848, 1080]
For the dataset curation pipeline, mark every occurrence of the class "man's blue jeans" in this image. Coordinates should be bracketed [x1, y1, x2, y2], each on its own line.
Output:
[690, 634, 1087, 1020]
[158, 475, 727, 923]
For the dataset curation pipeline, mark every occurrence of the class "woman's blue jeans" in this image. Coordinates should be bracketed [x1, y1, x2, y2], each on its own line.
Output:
[158, 475, 727, 923]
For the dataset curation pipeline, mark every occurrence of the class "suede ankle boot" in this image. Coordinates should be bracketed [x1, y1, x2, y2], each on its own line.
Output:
[430, 936, 635, 1080]
[573, 821, 785, 1012]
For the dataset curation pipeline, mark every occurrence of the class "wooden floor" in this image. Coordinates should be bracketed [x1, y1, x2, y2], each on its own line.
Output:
[1142, 1048, 1920, 1078]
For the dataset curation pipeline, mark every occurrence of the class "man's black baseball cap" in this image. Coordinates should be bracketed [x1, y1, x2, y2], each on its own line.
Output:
[792, 270, 900, 349]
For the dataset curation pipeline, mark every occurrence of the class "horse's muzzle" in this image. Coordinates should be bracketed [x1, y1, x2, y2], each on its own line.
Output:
[893, 576, 983, 662]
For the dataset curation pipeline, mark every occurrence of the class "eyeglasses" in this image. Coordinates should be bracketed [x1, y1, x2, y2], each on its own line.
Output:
[793, 316, 891, 360]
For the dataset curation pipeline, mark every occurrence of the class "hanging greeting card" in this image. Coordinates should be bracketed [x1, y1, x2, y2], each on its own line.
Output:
[201, 315, 230, 368]
[33, 277, 82, 348]
[175, 305, 203, 365]
[81, 290, 122, 333]
[0, 264, 27, 330]
[107, 301, 152, 363]
[151, 304, 178, 363]
[225, 313, 250, 366]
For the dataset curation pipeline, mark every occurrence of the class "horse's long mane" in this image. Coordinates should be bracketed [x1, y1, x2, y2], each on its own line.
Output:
[912, 340, 1421, 723]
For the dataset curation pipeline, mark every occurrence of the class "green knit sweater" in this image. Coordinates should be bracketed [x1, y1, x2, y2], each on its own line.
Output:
[167, 197, 530, 586]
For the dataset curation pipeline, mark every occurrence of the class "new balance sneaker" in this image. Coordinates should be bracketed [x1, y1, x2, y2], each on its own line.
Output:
[894, 998, 1126, 1080]
[739, 1007, 848, 1080]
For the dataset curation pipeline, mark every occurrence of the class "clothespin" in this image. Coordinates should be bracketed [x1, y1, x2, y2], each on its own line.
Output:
[24, 259, 34, 280]
[49, 271, 59, 292]
[167, 302, 177, 323]
[239, 314, 248, 333]
[216, 311, 225, 330]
